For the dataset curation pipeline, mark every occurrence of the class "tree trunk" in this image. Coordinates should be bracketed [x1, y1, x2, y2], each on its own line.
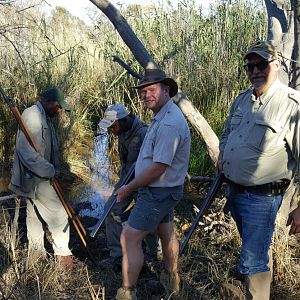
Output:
[89, 0, 220, 165]
[265, 0, 294, 85]
[293, 0, 300, 89]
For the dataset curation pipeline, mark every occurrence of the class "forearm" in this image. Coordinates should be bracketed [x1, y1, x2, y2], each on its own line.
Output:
[126, 162, 167, 192]
[217, 150, 224, 172]
[17, 131, 55, 178]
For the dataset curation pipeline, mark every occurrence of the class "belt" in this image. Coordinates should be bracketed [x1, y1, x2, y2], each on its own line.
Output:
[228, 179, 290, 196]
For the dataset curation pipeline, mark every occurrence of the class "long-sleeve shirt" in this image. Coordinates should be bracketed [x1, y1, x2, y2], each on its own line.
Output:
[9, 101, 58, 197]
[117, 116, 148, 184]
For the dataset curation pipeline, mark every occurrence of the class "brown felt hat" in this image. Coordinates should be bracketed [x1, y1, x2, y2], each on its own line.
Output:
[133, 68, 178, 98]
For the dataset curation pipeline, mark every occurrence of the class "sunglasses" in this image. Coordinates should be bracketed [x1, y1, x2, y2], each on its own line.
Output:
[243, 59, 276, 72]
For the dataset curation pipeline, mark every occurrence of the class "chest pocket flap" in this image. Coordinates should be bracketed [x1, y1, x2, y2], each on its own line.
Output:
[255, 120, 282, 133]
[247, 119, 284, 151]
[230, 112, 243, 131]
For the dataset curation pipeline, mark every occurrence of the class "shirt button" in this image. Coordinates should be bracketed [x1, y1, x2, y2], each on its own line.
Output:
[227, 162, 230, 165]
[247, 121, 250, 124]
[230, 148, 234, 151]
[239, 135, 242, 138]
[227, 174, 230, 178]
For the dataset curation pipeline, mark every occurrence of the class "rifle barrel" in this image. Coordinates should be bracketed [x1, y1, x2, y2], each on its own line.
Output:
[179, 173, 224, 256]
[90, 164, 135, 238]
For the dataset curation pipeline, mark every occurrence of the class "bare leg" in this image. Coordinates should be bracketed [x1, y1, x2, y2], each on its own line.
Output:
[156, 221, 178, 272]
[120, 224, 149, 287]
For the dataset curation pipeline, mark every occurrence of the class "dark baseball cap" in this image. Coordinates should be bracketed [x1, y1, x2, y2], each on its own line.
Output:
[41, 87, 70, 112]
[244, 40, 279, 61]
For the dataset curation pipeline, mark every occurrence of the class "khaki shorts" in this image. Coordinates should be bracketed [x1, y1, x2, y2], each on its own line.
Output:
[127, 185, 183, 231]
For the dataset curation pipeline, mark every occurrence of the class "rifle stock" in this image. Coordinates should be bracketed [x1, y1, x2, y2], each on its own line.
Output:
[90, 163, 135, 238]
[179, 172, 224, 256]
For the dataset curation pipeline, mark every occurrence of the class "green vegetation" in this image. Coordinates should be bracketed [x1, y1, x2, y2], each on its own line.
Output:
[0, 0, 266, 176]
[2, 1, 299, 300]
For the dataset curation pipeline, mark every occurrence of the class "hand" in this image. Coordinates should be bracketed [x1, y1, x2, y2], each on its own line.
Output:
[116, 185, 132, 203]
[287, 205, 300, 235]
[216, 151, 223, 173]
[50, 177, 55, 186]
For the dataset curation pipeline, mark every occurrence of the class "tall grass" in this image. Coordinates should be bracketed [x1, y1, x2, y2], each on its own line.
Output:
[0, 0, 266, 176]
[0, 2, 299, 299]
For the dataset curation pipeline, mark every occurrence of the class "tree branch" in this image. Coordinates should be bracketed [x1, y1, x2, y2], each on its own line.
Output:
[112, 56, 142, 79]
[90, 0, 220, 164]
[90, 0, 158, 69]
[264, 0, 294, 85]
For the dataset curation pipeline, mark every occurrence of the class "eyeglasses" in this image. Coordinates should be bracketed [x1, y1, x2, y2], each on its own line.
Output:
[243, 59, 276, 72]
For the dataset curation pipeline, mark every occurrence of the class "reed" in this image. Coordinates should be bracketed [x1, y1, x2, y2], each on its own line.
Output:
[1, 1, 298, 298]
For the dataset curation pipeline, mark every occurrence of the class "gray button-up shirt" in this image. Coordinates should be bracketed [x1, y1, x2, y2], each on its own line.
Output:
[220, 79, 300, 189]
[135, 100, 191, 187]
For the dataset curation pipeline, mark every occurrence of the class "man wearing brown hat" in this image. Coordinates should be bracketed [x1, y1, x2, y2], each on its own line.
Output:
[98, 103, 158, 268]
[114, 69, 190, 300]
[9, 87, 73, 269]
[217, 41, 300, 299]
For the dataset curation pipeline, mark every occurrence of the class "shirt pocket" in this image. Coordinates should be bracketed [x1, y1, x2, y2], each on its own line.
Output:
[230, 112, 243, 131]
[247, 120, 283, 152]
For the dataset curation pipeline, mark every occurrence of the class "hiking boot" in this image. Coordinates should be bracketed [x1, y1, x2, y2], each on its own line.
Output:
[220, 281, 245, 300]
[100, 256, 122, 269]
[56, 255, 74, 270]
[159, 269, 180, 294]
[115, 287, 137, 300]
[245, 271, 271, 300]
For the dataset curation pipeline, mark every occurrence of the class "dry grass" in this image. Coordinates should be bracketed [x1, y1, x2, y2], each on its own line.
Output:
[0, 1, 299, 299]
[1, 184, 299, 300]
[0, 202, 105, 300]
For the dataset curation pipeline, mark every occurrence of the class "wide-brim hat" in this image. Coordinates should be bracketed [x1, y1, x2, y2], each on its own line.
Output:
[133, 68, 178, 98]
[244, 40, 279, 61]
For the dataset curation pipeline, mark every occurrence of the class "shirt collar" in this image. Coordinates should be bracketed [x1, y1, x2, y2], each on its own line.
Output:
[36, 101, 49, 127]
[251, 79, 281, 104]
[151, 100, 173, 122]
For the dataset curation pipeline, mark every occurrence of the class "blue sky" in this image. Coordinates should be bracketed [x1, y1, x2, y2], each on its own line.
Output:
[47, 0, 216, 25]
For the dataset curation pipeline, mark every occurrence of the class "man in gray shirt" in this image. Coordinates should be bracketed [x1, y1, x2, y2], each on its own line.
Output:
[98, 103, 158, 268]
[218, 41, 300, 299]
[114, 69, 190, 300]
